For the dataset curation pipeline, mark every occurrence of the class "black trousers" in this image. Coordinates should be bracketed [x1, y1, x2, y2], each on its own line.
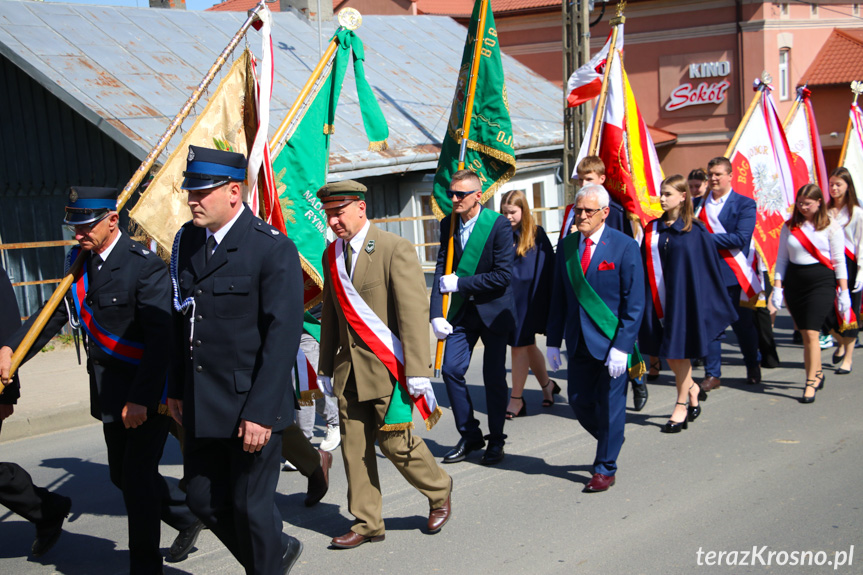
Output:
[103, 413, 198, 575]
[0, 461, 63, 525]
[184, 430, 285, 575]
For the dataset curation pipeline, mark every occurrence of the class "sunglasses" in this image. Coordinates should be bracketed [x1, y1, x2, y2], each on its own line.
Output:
[446, 189, 480, 200]
[573, 207, 603, 217]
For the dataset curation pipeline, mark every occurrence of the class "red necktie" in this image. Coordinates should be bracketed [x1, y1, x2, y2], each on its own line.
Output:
[581, 237, 592, 274]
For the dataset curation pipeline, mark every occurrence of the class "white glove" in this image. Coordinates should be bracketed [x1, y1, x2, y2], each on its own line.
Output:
[407, 376, 433, 398]
[853, 278, 863, 293]
[838, 289, 852, 315]
[431, 317, 453, 340]
[317, 375, 334, 397]
[605, 347, 628, 379]
[770, 286, 784, 310]
[439, 274, 460, 294]
[546, 347, 562, 371]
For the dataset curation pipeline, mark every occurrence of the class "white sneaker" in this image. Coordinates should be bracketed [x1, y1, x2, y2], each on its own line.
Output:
[319, 425, 341, 452]
[819, 334, 833, 349]
[282, 459, 297, 472]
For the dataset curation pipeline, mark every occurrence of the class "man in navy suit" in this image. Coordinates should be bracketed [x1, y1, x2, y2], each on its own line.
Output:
[697, 157, 761, 394]
[546, 184, 644, 493]
[168, 146, 304, 574]
[430, 169, 515, 466]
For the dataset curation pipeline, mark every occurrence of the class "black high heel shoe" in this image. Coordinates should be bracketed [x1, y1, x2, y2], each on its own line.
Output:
[660, 402, 689, 433]
[540, 379, 561, 407]
[815, 370, 826, 390]
[686, 384, 701, 422]
[799, 380, 818, 404]
[505, 396, 527, 419]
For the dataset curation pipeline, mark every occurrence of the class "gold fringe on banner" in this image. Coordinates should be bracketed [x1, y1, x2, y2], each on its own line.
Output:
[380, 422, 414, 432]
[368, 140, 389, 152]
[323, 124, 335, 135]
[628, 360, 646, 381]
[424, 406, 443, 431]
[299, 389, 324, 406]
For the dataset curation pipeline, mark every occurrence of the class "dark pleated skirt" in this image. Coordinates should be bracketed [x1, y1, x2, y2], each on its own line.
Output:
[784, 263, 835, 330]
[822, 254, 860, 338]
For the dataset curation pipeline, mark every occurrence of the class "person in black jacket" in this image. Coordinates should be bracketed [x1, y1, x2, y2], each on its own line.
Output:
[167, 146, 304, 575]
[0, 266, 72, 558]
[0, 188, 202, 573]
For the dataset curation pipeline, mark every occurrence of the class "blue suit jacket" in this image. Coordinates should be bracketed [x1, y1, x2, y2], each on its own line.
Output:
[546, 226, 645, 361]
[430, 208, 515, 332]
[695, 191, 757, 287]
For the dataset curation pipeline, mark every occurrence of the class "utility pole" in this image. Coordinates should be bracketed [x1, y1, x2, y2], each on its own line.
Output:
[562, 0, 592, 205]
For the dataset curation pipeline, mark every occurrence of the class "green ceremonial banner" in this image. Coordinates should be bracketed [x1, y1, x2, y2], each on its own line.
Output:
[431, 0, 516, 219]
[270, 29, 388, 307]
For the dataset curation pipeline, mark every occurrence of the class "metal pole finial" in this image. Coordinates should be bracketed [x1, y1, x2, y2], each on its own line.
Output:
[338, 8, 362, 30]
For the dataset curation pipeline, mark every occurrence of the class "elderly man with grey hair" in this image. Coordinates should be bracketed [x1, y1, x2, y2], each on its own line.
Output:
[546, 183, 645, 493]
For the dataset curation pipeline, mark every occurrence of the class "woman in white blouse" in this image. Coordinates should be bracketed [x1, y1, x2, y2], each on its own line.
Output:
[824, 167, 863, 374]
[772, 184, 850, 403]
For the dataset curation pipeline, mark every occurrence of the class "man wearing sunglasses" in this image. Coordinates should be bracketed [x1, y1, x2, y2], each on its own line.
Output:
[0, 187, 203, 572]
[546, 184, 645, 493]
[430, 169, 515, 466]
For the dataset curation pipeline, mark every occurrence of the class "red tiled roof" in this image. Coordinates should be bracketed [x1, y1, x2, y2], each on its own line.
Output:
[799, 28, 863, 87]
[416, 0, 559, 17]
[648, 125, 677, 147]
[207, 0, 282, 11]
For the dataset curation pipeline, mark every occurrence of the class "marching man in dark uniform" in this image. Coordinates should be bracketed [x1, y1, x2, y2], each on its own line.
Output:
[167, 146, 304, 575]
[316, 181, 452, 549]
[0, 266, 72, 558]
[0, 187, 202, 573]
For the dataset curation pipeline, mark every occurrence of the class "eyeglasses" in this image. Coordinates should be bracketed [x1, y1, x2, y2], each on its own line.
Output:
[446, 189, 480, 200]
[65, 214, 109, 234]
[573, 207, 603, 217]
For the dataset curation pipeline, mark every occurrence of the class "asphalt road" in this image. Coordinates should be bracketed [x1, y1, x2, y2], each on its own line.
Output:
[1, 316, 861, 575]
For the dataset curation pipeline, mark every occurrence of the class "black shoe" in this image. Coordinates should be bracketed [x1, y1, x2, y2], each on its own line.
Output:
[442, 438, 485, 464]
[167, 519, 204, 562]
[32, 495, 71, 558]
[631, 380, 648, 411]
[832, 349, 845, 365]
[480, 444, 505, 466]
[836, 366, 853, 375]
[800, 380, 818, 404]
[746, 364, 761, 385]
[281, 535, 303, 574]
[660, 418, 688, 433]
[815, 370, 826, 390]
[505, 396, 526, 420]
[646, 359, 661, 381]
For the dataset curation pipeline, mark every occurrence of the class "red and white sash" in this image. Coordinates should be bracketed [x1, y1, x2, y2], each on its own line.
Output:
[697, 204, 762, 304]
[326, 240, 441, 429]
[643, 219, 666, 325]
[790, 225, 857, 331]
[295, 347, 320, 406]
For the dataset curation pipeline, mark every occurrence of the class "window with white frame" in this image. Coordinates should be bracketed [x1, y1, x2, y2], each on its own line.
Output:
[779, 49, 790, 101]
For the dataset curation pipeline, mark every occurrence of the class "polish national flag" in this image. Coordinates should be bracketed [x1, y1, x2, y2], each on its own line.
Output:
[784, 86, 828, 192]
[565, 29, 623, 108]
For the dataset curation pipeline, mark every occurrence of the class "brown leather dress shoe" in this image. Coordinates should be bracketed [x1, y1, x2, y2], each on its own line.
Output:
[305, 449, 332, 507]
[427, 480, 452, 534]
[700, 376, 721, 392]
[331, 530, 385, 549]
[583, 473, 616, 493]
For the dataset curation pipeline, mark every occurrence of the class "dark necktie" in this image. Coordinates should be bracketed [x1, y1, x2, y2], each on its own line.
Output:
[206, 235, 217, 264]
[344, 241, 353, 275]
[581, 237, 592, 274]
[89, 253, 103, 280]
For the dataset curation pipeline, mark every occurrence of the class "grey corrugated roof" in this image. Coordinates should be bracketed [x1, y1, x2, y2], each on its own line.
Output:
[0, 1, 562, 178]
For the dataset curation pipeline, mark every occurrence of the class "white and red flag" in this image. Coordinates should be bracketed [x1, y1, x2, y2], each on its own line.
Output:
[574, 25, 663, 226]
[565, 30, 622, 108]
[784, 86, 829, 192]
[841, 101, 863, 199]
[726, 79, 809, 277]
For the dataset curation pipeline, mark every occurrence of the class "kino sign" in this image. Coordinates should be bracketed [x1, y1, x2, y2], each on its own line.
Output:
[665, 60, 731, 111]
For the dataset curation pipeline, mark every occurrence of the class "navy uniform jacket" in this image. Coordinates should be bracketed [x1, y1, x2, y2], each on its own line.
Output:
[168, 207, 303, 439]
[1, 267, 22, 406]
[546, 226, 645, 361]
[430, 208, 516, 332]
[694, 191, 757, 287]
[6, 234, 172, 422]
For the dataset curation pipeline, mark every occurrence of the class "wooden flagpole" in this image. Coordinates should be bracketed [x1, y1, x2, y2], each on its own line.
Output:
[782, 86, 804, 129]
[434, 0, 490, 376]
[838, 81, 863, 166]
[1, 3, 269, 394]
[724, 75, 771, 158]
[587, 7, 625, 156]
